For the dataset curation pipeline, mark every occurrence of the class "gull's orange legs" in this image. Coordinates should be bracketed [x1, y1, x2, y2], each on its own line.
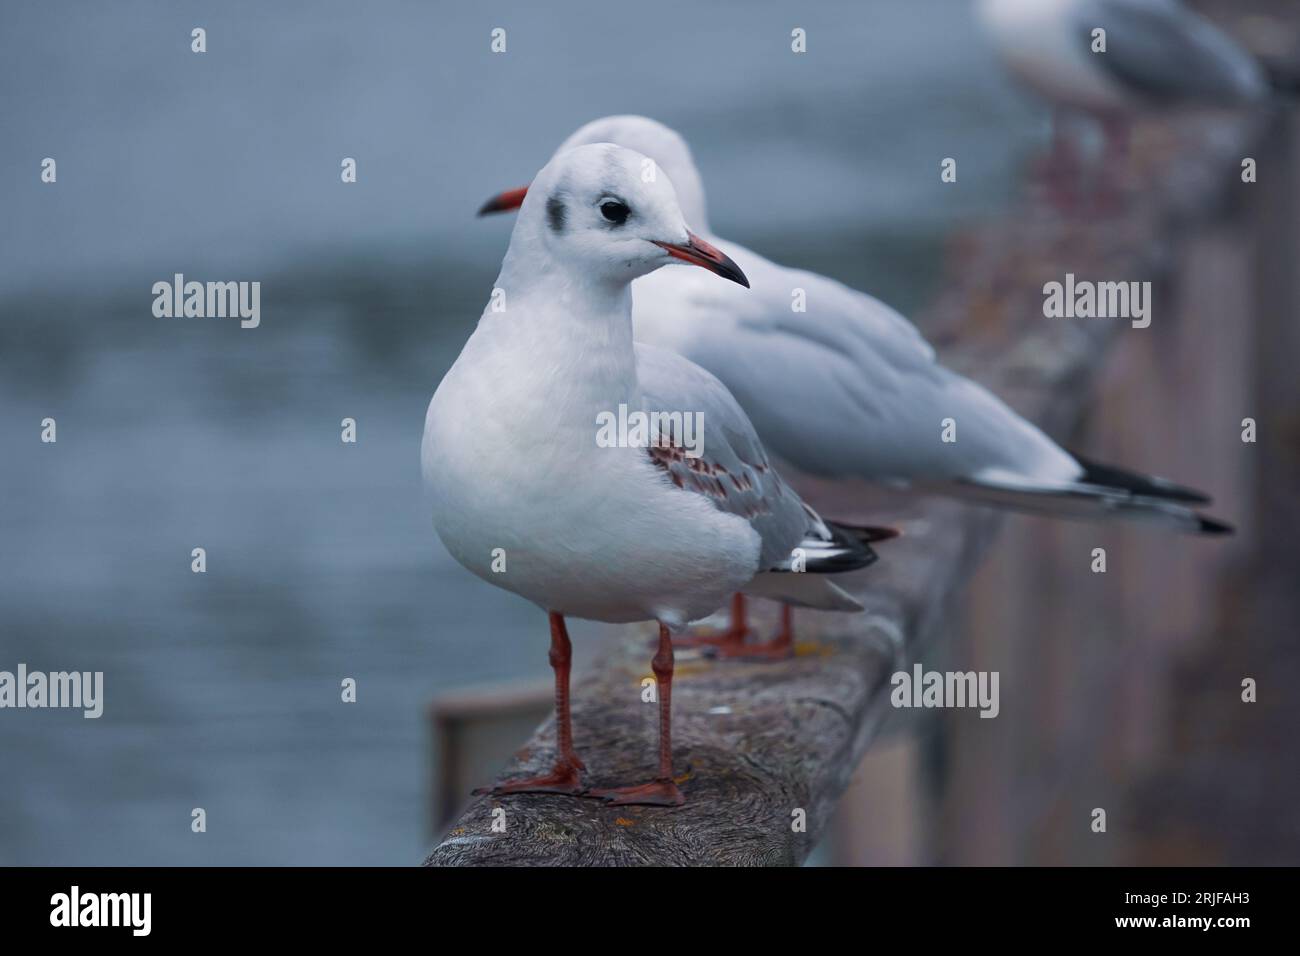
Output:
[674, 593, 798, 660]
[714, 603, 795, 660]
[672, 592, 750, 652]
[479, 611, 585, 796]
[590, 622, 685, 806]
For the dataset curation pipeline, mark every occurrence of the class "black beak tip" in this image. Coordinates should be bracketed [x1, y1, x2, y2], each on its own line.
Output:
[720, 260, 750, 288]
[652, 237, 750, 288]
[476, 198, 500, 217]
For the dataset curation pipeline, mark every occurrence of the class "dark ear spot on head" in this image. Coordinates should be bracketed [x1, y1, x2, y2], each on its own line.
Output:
[546, 196, 566, 233]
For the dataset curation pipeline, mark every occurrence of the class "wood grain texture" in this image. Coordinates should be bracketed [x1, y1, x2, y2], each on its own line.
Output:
[425, 70, 1274, 866]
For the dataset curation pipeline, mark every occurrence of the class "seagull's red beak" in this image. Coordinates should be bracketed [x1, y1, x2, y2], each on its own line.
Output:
[477, 186, 529, 216]
[653, 232, 750, 288]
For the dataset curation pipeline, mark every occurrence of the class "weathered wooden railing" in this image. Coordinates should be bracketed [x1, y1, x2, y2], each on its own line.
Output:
[424, 7, 1294, 867]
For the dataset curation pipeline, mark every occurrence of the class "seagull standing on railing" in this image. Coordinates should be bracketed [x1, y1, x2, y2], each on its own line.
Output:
[424, 144, 891, 806]
[476, 115, 1231, 657]
[974, 0, 1291, 194]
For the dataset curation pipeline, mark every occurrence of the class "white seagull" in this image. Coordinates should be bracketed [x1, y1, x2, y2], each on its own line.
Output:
[477, 115, 1231, 655]
[975, 0, 1288, 179]
[425, 143, 891, 806]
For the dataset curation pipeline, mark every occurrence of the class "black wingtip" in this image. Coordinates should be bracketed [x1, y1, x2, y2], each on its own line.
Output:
[1072, 452, 1211, 505]
[1167, 487, 1211, 506]
[796, 520, 889, 574]
[822, 521, 902, 544]
[857, 545, 880, 570]
[1198, 515, 1235, 536]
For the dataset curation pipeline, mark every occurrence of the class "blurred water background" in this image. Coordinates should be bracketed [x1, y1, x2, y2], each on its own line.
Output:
[0, 0, 1043, 864]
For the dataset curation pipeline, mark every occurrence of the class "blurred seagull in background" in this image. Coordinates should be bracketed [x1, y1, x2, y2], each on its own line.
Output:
[975, 0, 1295, 193]
[425, 144, 892, 805]
[477, 115, 1232, 656]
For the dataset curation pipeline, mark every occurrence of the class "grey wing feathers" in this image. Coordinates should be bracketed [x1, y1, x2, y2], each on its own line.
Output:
[1083, 0, 1266, 103]
[762, 270, 936, 374]
[636, 344, 810, 568]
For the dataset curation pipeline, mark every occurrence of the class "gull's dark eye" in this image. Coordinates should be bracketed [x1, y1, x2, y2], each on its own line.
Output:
[599, 199, 630, 225]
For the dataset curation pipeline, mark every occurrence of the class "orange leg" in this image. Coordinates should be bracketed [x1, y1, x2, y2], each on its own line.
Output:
[672, 593, 750, 653]
[715, 603, 795, 660]
[589, 622, 685, 806]
[478, 612, 584, 796]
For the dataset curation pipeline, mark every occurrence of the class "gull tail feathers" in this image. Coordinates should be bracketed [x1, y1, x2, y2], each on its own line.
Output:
[747, 520, 899, 611]
[743, 573, 863, 612]
[1070, 454, 1210, 505]
[955, 458, 1233, 536]
[768, 520, 899, 575]
[835, 523, 902, 545]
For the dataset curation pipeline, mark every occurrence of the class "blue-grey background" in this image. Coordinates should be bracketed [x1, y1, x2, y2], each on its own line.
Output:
[0, 0, 1042, 864]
